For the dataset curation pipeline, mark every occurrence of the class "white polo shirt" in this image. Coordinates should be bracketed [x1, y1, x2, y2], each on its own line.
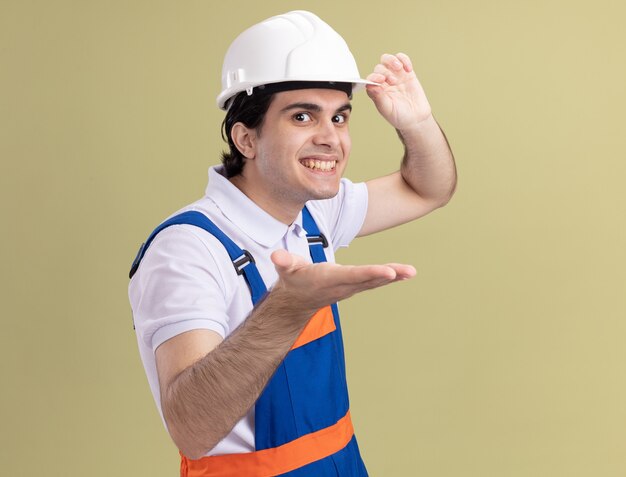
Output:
[129, 165, 368, 456]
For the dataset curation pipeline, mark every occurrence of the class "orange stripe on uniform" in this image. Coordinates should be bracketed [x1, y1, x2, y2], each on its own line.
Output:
[181, 411, 354, 477]
[291, 305, 336, 350]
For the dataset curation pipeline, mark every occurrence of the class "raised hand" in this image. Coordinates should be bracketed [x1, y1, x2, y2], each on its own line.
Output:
[365, 53, 433, 132]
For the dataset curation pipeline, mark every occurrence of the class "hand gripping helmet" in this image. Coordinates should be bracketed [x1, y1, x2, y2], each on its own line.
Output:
[217, 10, 375, 110]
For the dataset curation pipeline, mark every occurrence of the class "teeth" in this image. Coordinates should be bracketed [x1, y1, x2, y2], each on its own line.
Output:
[301, 159, 336, 171]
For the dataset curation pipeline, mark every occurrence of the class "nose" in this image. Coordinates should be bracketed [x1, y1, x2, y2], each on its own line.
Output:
[312, 119, 341, 149]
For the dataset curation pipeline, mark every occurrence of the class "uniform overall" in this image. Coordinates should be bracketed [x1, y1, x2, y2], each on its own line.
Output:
[130, 207, 368, 477]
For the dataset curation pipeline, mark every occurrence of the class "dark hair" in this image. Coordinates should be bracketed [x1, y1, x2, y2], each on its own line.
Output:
[220, 91, 275, 178]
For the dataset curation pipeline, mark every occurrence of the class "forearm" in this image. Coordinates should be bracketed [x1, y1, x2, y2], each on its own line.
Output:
[397, 114, 457, 207]
[162, 288, 316, 459]
[159, 248, 411, 459]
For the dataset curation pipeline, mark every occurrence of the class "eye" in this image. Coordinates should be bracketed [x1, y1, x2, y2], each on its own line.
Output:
[293, 112, 312, 122]
[332, 114, 347, 124]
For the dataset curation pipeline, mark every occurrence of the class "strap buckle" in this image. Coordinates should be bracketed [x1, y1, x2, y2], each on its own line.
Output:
[307, 233, 328, 248]
[233, 250, 255, 275]
[129, 242, 146, 279]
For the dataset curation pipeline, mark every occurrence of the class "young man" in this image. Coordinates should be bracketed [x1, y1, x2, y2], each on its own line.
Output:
[129, 10, 456, 477]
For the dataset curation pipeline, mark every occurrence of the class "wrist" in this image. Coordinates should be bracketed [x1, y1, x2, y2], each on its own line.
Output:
[396, 113, 436, 140]
[262, 285, 319, 327]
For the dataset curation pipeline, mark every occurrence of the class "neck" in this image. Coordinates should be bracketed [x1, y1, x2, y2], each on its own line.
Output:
[229, 174, 302, 225]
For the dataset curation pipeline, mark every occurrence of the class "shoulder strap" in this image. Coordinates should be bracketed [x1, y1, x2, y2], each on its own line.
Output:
[130, 208, 328, 303]
[129, 211, 267, 304]
[302, 206, 329, 264]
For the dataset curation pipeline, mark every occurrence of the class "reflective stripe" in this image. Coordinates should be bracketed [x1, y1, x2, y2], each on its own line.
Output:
[291, 305, 336, 350]
[181, 411, 354, 477]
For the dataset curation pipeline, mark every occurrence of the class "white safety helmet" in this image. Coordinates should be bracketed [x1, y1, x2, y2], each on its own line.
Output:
[217, 10, 375, 110]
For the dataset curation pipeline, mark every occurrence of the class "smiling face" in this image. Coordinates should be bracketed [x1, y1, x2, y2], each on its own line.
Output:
[229, 88, 353, 224]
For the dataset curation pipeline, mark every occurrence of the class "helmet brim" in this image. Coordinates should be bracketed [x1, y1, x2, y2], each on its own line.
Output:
[217, 78, 378, 110]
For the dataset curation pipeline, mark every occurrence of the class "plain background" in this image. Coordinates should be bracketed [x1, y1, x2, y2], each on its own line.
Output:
[2, 1, 625, 475]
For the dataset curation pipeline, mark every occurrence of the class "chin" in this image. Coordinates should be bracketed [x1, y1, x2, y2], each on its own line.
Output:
[309, 188, 340, 201]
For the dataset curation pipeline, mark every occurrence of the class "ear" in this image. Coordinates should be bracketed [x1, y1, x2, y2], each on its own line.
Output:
[231, 122, 257, 159]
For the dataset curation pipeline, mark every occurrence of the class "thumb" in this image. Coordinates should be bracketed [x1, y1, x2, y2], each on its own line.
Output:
[365, 73, 385, 97]
[270, 249, 293, 272]
[271, 249, 311, 276]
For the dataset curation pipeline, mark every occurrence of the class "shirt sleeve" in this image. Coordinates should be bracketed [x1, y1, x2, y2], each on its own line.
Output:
[128, 225, 233, 353]
[305, 178, 369, 251]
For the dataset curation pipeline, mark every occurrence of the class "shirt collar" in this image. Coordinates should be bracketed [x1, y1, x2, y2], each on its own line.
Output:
[205, 166, 305, 247]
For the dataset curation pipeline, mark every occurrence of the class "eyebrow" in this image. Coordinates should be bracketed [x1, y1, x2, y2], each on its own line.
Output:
[280, 102, 353, 114]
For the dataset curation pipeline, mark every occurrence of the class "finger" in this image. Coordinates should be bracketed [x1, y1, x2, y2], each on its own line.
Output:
[380, 53, 403, 71]
[342, 264, 398, 283]
[270, 249, 293, 271]
[344, 274, 403, 295]
[373, 63, 400, 86]
[335, 265, 415, 297]
[271, 250, 309, 274]
[372, 70, 398, 86]
[373, 63, 390, 77]
[316, 263, 396, 288]
[365, 83, 383, 101]
[366, 72, 386, 84]
[353, 265, 416, 292]
[365, 71, 385, 95]
[354, 264, 416, 287]
[395, 52, 413, 73]
[330, 276, 394, 299]
[384, 263, 417, 280]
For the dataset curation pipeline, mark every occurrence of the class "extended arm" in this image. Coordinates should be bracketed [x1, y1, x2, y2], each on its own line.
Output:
[359, 53, 457, 236]
[157, 250, 415, 459]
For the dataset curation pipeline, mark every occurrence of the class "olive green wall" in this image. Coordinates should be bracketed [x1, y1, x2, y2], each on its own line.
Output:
[2, 1, 625, 475]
